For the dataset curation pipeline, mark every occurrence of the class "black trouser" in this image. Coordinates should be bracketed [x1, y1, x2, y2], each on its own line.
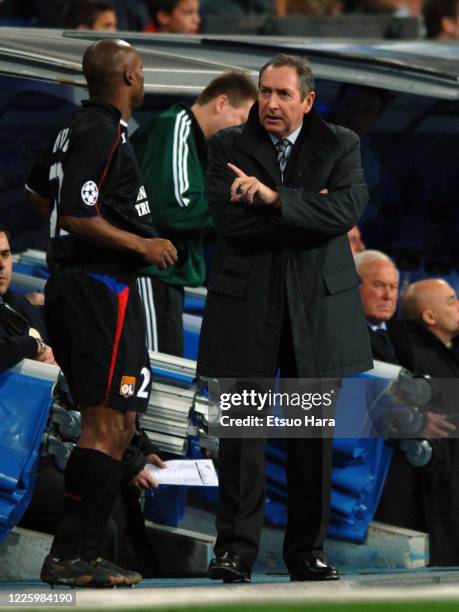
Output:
[138, 276, 184, 357]
[214, 306, 334, 570]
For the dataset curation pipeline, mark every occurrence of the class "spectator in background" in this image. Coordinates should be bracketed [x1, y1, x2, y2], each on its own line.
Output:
[348, 225, 365, 255]
[424, 0, 459, 40]
[132, 71, 257, 356]
[275, 0, 343, 16]
[400, 279, 459, 369]
[0, 224, 56, 371]
[145, 0, 200, 33]
[354, 251, 454, 535]
[355, 250, 400, 357]
[394, 278, 459, 565]
[29, 0, 149, 29]
[64, 0, 117, 30]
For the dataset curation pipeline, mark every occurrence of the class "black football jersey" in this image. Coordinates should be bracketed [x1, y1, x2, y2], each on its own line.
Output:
[27, 101, 156, 275]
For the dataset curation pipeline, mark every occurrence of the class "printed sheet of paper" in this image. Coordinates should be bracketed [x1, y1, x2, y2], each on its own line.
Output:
[146, 459, 218, 486]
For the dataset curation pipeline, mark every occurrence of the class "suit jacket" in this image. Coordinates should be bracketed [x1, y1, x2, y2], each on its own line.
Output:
[0, 289, 45, 372]
[197, 103, 372, 379]
[367, 319, 427, 532]
[393, 321, 459, 379]
[389, 321, 459, 565]
[368, 327, 395, 364]
[368, 320, 409, 364]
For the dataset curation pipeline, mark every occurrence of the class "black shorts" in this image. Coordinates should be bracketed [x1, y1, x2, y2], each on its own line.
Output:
[45, 271, 152, 412]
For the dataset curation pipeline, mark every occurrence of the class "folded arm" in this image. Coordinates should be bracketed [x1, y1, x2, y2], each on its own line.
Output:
[278, 135, 368, 235]
[207, 137, 283, 246]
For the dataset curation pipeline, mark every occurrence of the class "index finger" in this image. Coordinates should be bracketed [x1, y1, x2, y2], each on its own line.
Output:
[227, 162, 247, 178]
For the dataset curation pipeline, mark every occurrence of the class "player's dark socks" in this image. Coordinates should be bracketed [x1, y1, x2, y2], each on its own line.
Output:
[50, 447, 122, 560]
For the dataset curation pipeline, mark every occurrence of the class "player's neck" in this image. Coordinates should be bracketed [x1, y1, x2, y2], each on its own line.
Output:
[89, 94, 131, 122]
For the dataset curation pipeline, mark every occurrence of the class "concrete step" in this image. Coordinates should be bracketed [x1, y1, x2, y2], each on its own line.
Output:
[145, 521, 214, 577]
[0, 522, 215, 582]
[326, 521, 428, 570]
[180, 507, 429, 572]
[0, 528, 51, 582]
[0, 512, 428, 582]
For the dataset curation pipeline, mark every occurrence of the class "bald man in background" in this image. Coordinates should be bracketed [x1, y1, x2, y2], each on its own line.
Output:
[28, 39, 177, 588]
[402, 279, 459, 354]
[394, 279, 459, 565]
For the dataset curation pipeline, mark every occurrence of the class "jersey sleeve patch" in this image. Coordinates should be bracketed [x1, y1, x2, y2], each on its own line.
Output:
[81, 180, 99, 206]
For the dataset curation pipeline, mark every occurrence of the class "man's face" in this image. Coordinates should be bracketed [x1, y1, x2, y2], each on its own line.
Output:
[258, 65, 315, 138]
[213, 97, 254, 134]
[159, 0, 201, 34]
[92, 10, 117, 31]
[425, 282, 459, 339]
[359, 261, 399, 324]
[0, 232, 12, 297]
[442, 4, 459, 40]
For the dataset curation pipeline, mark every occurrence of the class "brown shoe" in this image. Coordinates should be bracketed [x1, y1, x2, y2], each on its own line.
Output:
[89, 558, 142, 586]
[40, 555, 122, 588]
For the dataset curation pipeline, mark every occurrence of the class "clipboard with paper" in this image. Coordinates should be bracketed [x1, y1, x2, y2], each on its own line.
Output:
[146, 459, 218, 486]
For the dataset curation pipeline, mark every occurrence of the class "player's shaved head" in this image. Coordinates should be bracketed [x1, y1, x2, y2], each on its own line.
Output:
[82, 39, 140, 96]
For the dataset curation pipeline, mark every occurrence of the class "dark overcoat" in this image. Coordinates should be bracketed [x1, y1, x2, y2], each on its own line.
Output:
[370, 321, 428, 533]
[391, 322, 459, 566]
[197, 104, 373, 379]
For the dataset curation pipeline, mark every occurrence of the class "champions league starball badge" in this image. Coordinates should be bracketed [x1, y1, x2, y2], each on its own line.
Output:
[81, 180, 99, 206]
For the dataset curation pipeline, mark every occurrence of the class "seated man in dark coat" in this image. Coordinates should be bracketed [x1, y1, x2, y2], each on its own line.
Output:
[0, 224, 55, 371]
[394, 278, 459, 565]
[355, 250, 454, 534]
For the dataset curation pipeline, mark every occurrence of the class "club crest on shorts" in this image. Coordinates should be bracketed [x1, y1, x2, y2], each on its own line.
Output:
[120, 376, 136, 397]
[81, 180, 98, 206]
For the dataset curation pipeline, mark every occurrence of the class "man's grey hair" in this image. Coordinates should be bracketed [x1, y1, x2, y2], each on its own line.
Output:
[259, 54, 315, 100]
[354, 249, 396, 273]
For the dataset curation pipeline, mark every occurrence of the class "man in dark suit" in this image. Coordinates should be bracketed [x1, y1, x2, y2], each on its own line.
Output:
[354, 250, 454, 531]
[354, 249, 400, 363]
[395, 278, 459, 565]
[0, 224, 55, 371]
[197, 54, 372, 583]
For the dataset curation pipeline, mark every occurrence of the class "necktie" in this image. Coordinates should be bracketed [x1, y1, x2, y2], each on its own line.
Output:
[275, 138, 290, 180]
[375, 328, 395, 358]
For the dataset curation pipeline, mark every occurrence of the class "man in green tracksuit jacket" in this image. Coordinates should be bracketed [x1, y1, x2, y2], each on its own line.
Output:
[132, 71, 257, 356]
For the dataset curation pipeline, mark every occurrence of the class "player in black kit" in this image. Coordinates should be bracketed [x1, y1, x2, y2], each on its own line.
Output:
[27, 39, 177, 588]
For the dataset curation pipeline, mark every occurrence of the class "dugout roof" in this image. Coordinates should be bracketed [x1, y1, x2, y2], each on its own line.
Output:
[0, 28, 458, 99]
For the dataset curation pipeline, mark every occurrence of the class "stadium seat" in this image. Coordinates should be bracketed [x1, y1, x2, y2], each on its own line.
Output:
[0, 367, 54, 544]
